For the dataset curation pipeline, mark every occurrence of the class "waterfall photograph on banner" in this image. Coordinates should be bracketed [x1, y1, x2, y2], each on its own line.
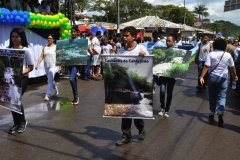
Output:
[152, 47, 192, 79]
[0, 49, 24, 114]
[56, 38, 88, 66]
[102, 55, 153, 119]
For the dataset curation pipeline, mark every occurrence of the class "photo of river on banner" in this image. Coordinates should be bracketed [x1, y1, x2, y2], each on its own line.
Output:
[102, 55, 153, 119]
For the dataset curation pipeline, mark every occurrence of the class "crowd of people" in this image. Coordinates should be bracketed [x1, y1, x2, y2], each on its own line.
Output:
[3, 25, 239, 148]
[0, 0, 59, 14]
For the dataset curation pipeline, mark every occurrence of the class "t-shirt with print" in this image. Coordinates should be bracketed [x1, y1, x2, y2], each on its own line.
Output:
[205, 50, 234, 78]
[101, 44, 112, 55]
[9, 47, 34, 77]
[118, 44, 149, 55]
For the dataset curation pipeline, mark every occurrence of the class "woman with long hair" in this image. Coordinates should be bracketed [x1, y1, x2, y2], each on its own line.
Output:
[7, 27, 34, 133]
[35, 34, 60, 101]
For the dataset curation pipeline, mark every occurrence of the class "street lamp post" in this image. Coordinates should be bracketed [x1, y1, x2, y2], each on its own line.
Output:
[117, 0, 120, 33]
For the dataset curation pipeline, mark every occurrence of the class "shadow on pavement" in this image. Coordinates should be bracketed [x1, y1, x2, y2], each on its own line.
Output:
[27, 125, 128, 159]
[175, 109, 240, 133]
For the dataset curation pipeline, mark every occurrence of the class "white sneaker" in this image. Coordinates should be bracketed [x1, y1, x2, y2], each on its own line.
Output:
[44, 97, 49, 101]
[158, 110, 164, 116]
[164, 112, 170, 117]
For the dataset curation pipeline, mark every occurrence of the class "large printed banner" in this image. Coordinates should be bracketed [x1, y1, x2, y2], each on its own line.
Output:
[141, 41, 166, 54]
[102, 55, 154, 119]
[153, 47, 192, 79]
[0, 49, 24, 114]
[56, 38, 88, 66]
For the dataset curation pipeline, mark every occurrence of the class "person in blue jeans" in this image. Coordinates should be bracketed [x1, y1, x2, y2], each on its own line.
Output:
[194, 34, 213, 92]
[69, 25, 81, 105]
[199, 38, 238, 126]
[158, 35, 177, 118]
[83, 32, 93, 80]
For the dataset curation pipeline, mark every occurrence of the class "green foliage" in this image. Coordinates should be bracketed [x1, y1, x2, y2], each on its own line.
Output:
[152, 48, 165, 63]
[76, 0, 88, 12]
[103, 64, 152, 92]
[88, 0, 153, 23]
[203, 20, 240, 38]
[162, 63, 189, 78]
[188, 52, 196, 63]
[192, 4, 209, 19]
[153, 48, 184, 64]
[152, 5, 196, 26]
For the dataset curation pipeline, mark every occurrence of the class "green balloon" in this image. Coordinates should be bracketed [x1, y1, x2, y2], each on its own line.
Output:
[61, 33, 66, 39]
[67, 33, 71, 37]
[33, 15, 37, 20]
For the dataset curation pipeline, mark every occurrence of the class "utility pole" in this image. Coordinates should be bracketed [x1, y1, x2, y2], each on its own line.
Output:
[117, 0, 120, 33]
[183, 0, 186, 25]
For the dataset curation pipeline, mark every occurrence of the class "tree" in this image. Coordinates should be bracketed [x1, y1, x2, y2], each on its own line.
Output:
[86, 0, 117, 23]
[193, 4, 209, 20]
[152, 5, 196, 26]
[210, 22, 221, 33]
[75, 0, 88, 12]
[87, 0, 153, 23]
[119, 0, 153, 23]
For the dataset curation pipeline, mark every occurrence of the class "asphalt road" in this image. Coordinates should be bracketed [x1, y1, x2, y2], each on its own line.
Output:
[0, 64, 240, 160]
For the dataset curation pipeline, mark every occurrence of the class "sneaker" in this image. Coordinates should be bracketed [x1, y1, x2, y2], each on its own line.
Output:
[7, 125, 19, 134]
[158, 109, 164, 116]
[72, 96, 79, 105]
[139, 129, 146, 140]
[218, 114, 224, 126]
[44, 96, 49, 101]
[17, 121, 27, 133]
[54, 92, 59, 96]
[164, 112, 170, 117]
[115, 137, 131, 146]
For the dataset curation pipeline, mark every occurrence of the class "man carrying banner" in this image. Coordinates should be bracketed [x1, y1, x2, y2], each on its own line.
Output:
[115, 26, 148, 146]
[194, 34, 213, 92]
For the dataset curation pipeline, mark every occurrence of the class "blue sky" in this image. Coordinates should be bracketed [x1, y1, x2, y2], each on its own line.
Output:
[145, 0, 240, 25]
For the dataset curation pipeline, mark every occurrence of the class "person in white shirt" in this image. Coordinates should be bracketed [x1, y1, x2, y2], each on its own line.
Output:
[35, 34, 60, 101]
[101, 37, 113, 55]
[7, 27, 34, 134]
[194, 34, 213, 92]
[82, 32, 93, 80]
[38, 0, 50, 14]
[91, 31, 102, 77]
[116, 26, 147, 146]
[199, 38, 238, 126]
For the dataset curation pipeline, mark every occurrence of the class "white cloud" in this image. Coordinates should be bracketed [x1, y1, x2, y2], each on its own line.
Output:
[145, 0, 240, 25]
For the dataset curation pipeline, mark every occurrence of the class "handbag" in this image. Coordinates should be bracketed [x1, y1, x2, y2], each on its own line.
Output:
[209, 51, 225, 74]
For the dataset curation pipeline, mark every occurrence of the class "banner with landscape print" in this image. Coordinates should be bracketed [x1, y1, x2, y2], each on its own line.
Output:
[56, 38, 88, 66]
[152, 47, 192, 79]
[0, 49, 24, 114]
[102, 55, 153, 119]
